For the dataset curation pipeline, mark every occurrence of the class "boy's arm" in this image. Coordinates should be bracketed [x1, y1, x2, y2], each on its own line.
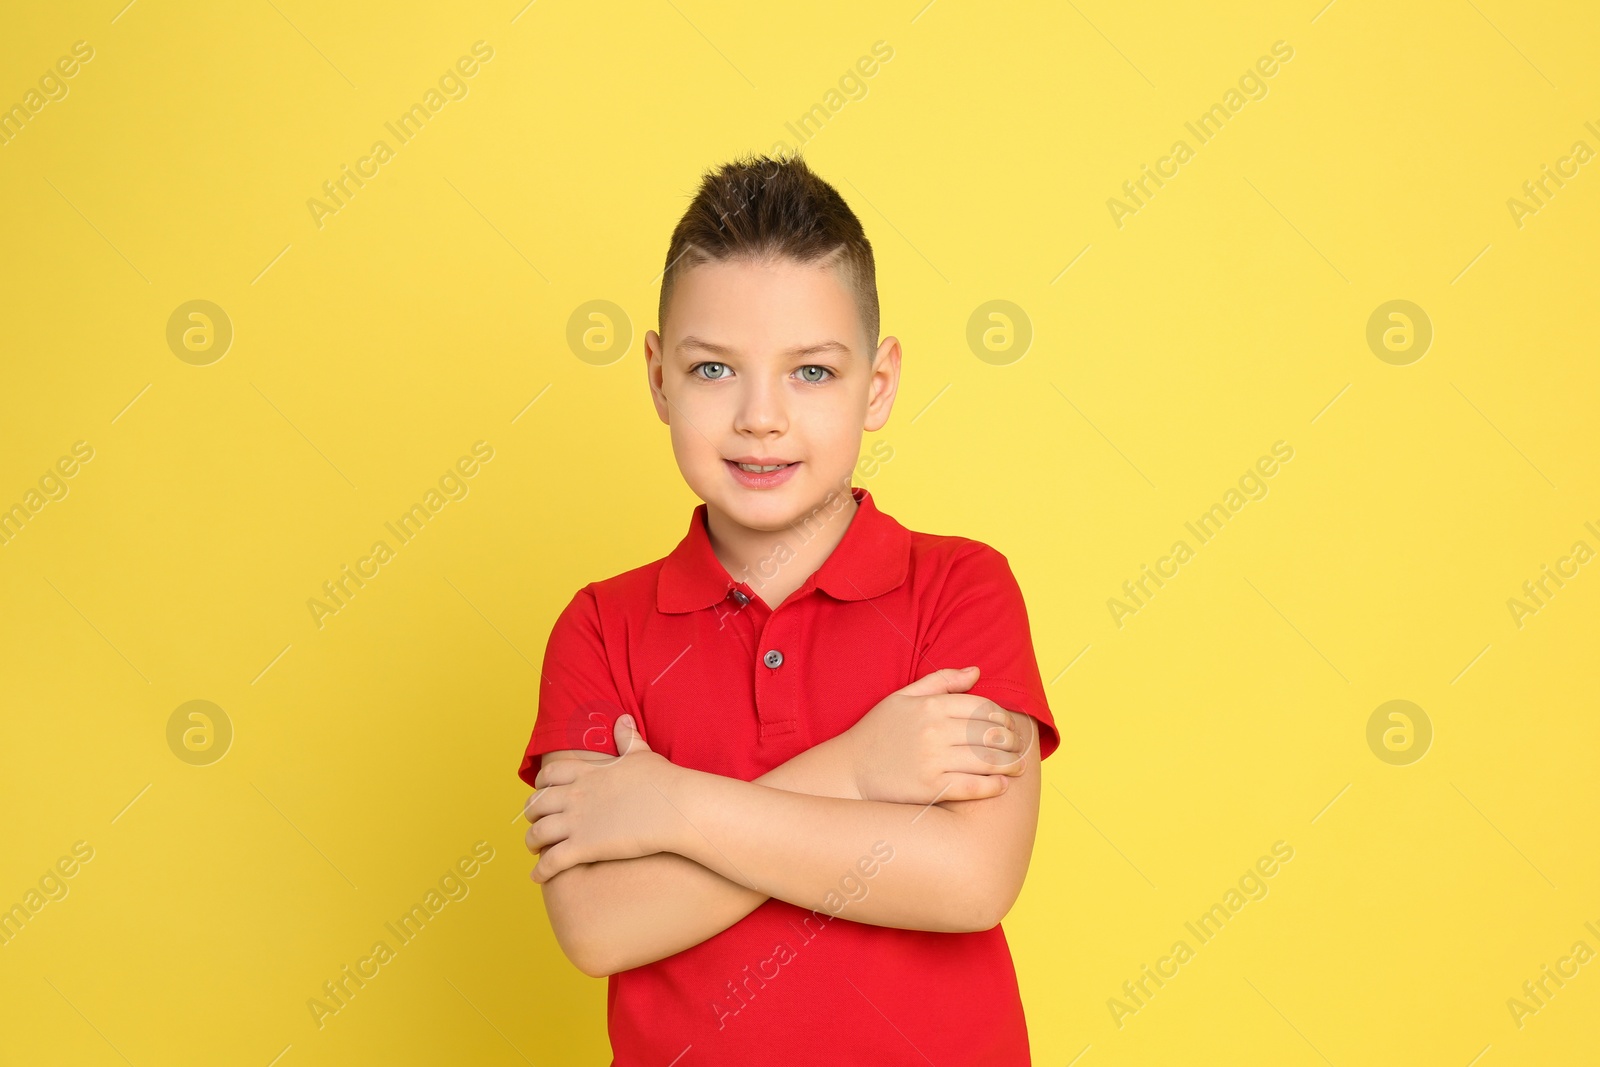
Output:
[533, 708, 1043, 935]
[533, 727, 865, 978]
[527, 546, 1053, 973]
[667, 724, 1040, 932]
[533, 667, 1025, 976]
[525, 583, 878, 977]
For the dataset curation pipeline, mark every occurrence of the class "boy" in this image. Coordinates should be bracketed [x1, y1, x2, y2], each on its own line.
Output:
[518, 153, 1060, 1064]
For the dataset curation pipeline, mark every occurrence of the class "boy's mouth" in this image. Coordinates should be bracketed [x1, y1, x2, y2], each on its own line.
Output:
[726, 456, 797, 472]
[724, 458, 801, 488]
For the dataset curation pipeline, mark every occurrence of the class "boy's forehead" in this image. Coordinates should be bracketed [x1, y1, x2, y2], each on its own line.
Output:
[666, 258, 868, 355]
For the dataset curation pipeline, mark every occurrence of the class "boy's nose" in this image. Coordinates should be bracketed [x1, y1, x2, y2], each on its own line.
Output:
[732, 381, 787, 434]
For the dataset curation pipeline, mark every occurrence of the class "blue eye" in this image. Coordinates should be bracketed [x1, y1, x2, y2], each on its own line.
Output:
[797, 365, 833, 383]
[694, 362, 731, 380]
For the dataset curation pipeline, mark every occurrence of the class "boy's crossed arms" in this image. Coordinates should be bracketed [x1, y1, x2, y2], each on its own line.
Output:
[522, 665, 1042, 978]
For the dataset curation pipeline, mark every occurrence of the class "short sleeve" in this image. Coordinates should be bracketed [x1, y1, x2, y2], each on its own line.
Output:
[920, 544, 1060, 761]
[515, 586, 632, 788]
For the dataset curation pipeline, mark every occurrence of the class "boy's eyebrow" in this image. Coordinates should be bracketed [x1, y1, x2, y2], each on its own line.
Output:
[676, 336, 853, 359]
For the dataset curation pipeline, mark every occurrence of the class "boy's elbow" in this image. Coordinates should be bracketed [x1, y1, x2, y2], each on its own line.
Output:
[567, 943, 616, 979]
[541, 871, 617, 978]
[941, 870, 1023, 933]
[551, 920, 613, 977]
[943, 901, 998, 934]
[980, 877, 1025, 930]
[963, 888, 1019, 933]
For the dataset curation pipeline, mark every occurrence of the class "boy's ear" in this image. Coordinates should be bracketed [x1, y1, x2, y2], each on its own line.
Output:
[644, 329, 671, 425]
[863, 335, 901, 432]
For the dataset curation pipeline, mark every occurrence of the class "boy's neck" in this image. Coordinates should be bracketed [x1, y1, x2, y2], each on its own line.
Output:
[705, 489, 861, 609]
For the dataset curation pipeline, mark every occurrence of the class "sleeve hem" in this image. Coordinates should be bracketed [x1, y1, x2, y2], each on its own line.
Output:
[968, 678, 1060, 762]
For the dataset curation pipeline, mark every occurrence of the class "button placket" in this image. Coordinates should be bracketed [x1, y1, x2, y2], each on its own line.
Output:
[753, 608, 796, 735]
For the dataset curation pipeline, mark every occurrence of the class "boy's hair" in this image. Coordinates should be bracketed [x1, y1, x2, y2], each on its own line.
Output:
[658, 152, 880, 357]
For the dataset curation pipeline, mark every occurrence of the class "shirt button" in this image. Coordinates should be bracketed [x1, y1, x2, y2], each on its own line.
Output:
[731, 589, 750, 606]
[762, 649, 784, 669]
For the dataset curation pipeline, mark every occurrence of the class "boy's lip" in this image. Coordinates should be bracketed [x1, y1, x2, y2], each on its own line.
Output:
[724, 458, 801, 489]
[726, 456, 797, 465]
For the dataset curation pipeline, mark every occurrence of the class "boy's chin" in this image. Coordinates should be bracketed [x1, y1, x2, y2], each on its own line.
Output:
[705, 482, 846, 532]
[710, 494, 806, 532]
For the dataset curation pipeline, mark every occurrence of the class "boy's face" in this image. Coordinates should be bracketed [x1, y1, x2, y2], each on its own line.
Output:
[645, 256, 900, 533]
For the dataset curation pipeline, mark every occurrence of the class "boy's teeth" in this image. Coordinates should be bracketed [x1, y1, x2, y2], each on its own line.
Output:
[737, 462, 789, 472]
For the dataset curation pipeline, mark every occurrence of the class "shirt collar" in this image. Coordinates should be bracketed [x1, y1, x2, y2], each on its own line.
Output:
[657, 486, 910, 613]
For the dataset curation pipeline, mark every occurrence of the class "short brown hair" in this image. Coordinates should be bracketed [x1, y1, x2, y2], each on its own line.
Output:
[657, 152, 880, 357]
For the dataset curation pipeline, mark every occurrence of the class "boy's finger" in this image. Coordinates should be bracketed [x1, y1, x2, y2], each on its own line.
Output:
[976, 704, 1021, 731]
[898, 665, 980, 696]
[615, 713, 653, 756]
[525, 787, 564, 821]
[526, 811, 561, 849]
[537, 760, 580, 788]
[978, 706, 1033, 742]
[944, 717, 1020, 754]
[980, 725, 1025, 753]
[961, 707, 1036, 767]
[533, 843, 581, 884]
[524, 790, 553, 821]
[938, 772, 1008, 802]
[929, 692, 995, 714]
[957, 742, 1025, 774]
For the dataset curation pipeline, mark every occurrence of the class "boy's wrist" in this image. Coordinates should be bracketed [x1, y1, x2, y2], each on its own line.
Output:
[748, 729, 867, 802]
[785, 729, 869, 801]
[651, 759, 709, 858]
[838, 727, 869, 802]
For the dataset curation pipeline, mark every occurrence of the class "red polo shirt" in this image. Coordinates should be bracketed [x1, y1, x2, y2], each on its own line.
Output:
[518, 486, 1059, 1066]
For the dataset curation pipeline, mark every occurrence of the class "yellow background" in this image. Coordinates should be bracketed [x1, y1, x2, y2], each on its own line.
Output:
[2, 0, 1597, 1063]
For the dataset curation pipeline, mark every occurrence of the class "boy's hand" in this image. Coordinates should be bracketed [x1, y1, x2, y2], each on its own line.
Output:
[525, 715, 680, 884]
[846, 665, 1030, 805]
